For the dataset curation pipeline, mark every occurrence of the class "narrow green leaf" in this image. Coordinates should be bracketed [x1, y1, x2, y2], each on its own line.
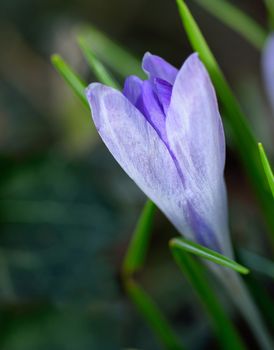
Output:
[125, 279, 184, 350]
[77, 36, 120, 89]
[170, 237, 249, 274]
[176, 0, 274, 243]
[194, 0, 267, 50]
[258, 143, 274, 198]
[239, 248, 274, 279]
[51, 54, 88, 108]
[123, 200, 156, 276]
[171, 249, 246, 350]
[78, 25, 145, 79]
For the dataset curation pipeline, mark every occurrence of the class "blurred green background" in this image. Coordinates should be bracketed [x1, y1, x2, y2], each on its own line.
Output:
[0, 0, 273, 349]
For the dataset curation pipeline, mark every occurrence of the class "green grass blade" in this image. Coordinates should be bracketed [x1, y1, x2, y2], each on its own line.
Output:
[258, 143, 274, 198]
[78, 25, 145, 79]
[123, 200, 156, 276]
[51, 54, 88, 108]
[194, 0, 267, 50]
[176, 0, 274, 242]
[171, 249, 246, 350]
[77, 36, 120, 89]
[170, 238, 249, 274]
[125, 279, 184, 350]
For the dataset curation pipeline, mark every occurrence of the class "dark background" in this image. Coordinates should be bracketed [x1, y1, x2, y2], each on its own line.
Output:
[0, 0, 273, 349]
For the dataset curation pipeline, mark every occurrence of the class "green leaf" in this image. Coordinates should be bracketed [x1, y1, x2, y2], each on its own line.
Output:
[123, 200, 156, 276]
[194, 0, 267, 50]
[125, 279, 184, 350]
[170, 237, 249, 274]
[78, 25, 145, 79]
[171, 249, 246, 350]
[51, 54, 88, 109]
[77, 36, 120, 89]
[258, 143, 274, 198]
[176, 0, 274, 243]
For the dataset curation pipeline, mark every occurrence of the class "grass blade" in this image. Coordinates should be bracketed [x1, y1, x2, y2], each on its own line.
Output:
[194, 0, 267, 50]
[51, 54, 88, 108]
[176, 0, 274, 243]
[123, 200, 156, 276]
[171, 249, 246, 350]
[170, 237, 249, 274]
[258, 143, 274, 198]
[125, 279, 184, 350]
[77, 36, 120, 89]
[78, 25, 145, 79]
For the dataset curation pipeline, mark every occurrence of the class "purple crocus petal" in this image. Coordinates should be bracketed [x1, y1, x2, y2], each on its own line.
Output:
[86, 83, 198, 244]
[123, 75, 143, 105]
[262, 34, 274, 113]
[137, 80, 168, 143]
[154, 78, 172, 115]
[142, 52, 178, 84]
[166, 53, 225, 184]
[166, 53, 230, 255]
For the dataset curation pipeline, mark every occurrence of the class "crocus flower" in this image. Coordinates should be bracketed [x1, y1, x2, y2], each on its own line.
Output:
[86, 53, 273, 349]
[86, 53, 232, 257]
[262, 34, 274, 113]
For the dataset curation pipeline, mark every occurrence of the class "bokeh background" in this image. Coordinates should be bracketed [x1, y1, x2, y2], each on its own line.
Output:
[0, 0, 273, 349]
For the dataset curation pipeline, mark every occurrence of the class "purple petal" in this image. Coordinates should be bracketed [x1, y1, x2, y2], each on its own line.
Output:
[186, 201, 221, 252]
[86, 83, 206, 247]
[123, 75, 143, 105]
[142, 52, 178, 84]
[166, 53, 225, 183]
[166, 53, 230, 255]
[262, 34, 274, 114]
[136, 80, 167, 143]
[154, 78, 172, 115]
